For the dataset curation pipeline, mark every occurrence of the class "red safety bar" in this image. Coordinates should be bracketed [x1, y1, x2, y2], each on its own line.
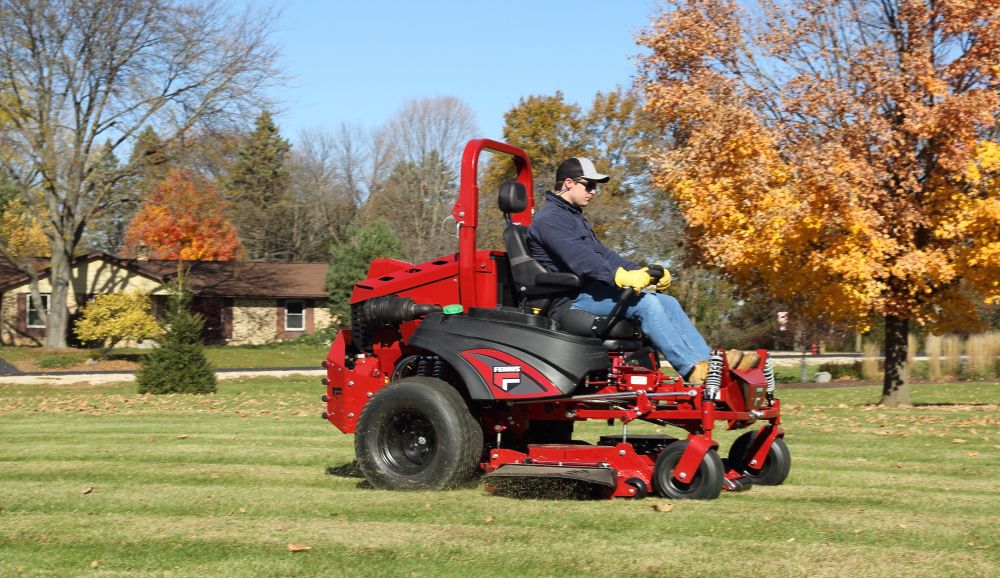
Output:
[451, 139, 533, 310]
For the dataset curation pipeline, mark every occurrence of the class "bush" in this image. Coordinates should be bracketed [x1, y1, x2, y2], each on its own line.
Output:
[136, 289, 216, 395]
[73, 291, 161, 358]
[816, 361, 864, 380]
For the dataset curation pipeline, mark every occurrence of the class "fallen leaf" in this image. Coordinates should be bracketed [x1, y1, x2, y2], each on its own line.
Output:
[484, 516, 493, 523]
[82, 487, 94, 495]
[177, 435, 190, 439]
[968, 451, 978, 457]
[853, 529, 863, 534]
[787, 537, 796, 542]
[287, 543, 311, 553]
[239, 507, 246, 513]
[891, 463, 904, 469]
[275, 523, 290, 531]
[651, 503, 674, 512]
[90, 561, 100, 569]
[952, 438, 967, 444]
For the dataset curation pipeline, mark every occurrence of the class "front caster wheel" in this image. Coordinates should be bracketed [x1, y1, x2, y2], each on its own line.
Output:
[355, 377, 483, 490]
[652, 441, 724, 500]
[728, 431, 791, 486]
[623, 477, 648, 499]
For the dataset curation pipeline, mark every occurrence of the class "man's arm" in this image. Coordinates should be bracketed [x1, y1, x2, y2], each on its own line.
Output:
[531, 217, 622, 284]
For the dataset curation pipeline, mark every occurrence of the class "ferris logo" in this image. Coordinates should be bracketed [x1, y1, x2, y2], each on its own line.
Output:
[492, 365, 521, 391]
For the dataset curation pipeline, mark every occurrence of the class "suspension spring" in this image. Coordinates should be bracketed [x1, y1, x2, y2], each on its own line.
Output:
[763, 357, 776, 400]
[417, 356, 430, 377]
[704, 351, 724, 401]
[432, 356, 444, 379]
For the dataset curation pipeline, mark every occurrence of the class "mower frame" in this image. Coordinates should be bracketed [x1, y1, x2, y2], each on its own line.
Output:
[321, 138, 787, 499]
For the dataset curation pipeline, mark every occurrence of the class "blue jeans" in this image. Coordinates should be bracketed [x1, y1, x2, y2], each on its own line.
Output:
[571, 282, 710, 378]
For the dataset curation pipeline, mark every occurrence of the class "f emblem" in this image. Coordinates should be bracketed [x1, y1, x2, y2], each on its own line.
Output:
[492, 365, 522, 392]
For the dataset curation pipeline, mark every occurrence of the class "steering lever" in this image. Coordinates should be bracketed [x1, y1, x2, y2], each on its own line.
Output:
[593, 266, 663, 339]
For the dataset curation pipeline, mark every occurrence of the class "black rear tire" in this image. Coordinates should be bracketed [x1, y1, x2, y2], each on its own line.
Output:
[727, 430, 791, 486]
[652, 441, 723, 500]
[355, 377, 483, 490]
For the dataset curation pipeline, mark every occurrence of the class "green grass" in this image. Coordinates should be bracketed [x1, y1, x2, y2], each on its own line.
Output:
[0, 342, 329, 371]
[1, 378, 998, 577]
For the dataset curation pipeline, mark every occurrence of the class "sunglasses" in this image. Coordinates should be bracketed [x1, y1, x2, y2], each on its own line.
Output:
[575, 178, 598, 192]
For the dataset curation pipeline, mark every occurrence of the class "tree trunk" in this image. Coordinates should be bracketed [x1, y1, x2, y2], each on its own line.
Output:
[45, 245, 72, 348]
[880, 315, 911, 406]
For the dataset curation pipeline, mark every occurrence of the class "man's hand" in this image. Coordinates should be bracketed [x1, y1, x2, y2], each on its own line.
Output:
[655, 267, 671, 292]
[646, 264, 671, 291]
[614, 267, 652, 293]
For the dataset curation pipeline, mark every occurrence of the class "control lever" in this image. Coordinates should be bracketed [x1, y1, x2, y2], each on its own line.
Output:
[593, 266, 663, 339]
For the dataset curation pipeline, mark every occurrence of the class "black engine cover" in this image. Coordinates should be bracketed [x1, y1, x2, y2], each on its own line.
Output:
[407, 310, 608, 400]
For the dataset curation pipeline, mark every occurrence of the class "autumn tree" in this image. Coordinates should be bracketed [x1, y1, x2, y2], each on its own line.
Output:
[227, 110, 292, 261]
[0, 0, 280, 347]
[638, 0, 1000, 405]
[124, 169, 242, 261]
[73, 291, 161, 359]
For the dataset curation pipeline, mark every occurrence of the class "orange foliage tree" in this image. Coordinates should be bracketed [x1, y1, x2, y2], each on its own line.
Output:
[125, 169, 243, 261]
[638, 0, 1000, 405]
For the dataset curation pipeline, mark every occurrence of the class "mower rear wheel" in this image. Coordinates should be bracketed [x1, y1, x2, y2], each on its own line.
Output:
[355, 377, 483, 491]
[652, 441, 724, 500]
[727, 431, 791, 486]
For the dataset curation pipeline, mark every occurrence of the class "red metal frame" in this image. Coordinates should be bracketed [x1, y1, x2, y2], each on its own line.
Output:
[453, 139, 533, 310]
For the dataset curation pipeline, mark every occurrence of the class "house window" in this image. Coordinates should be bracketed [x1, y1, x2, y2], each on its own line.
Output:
[27, 294, 50, 328]
[285, 300, 305, 331]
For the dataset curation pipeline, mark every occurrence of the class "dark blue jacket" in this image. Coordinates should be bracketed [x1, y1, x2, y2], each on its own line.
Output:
[527, 191, 639, 285]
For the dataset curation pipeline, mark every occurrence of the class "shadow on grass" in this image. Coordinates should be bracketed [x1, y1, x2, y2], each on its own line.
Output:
[911, 402, 997, 407]
[325, 460, 373, 489]
[103, 352, 147, 362]
[325, 460, 363, 478]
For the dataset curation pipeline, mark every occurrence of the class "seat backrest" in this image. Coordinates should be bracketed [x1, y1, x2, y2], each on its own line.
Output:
[503, 224, 552, 295]
[498, 182, 578, 308]
[498, 181, 528, 215]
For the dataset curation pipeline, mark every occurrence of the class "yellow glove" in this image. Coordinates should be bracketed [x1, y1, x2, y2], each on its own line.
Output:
[614, 267, 652, 293]
[655, 267, 671, 292]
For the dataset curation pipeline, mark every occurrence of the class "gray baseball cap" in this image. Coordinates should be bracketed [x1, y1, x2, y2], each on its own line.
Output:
[555, 157, 609, 183]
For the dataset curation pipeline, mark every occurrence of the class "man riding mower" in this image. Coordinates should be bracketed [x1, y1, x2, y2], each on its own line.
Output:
[321, 139, 790, 499]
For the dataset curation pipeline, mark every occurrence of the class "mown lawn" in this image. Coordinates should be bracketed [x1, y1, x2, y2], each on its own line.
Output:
[0, 343, 329, 372]
[0, 377, 997, 577]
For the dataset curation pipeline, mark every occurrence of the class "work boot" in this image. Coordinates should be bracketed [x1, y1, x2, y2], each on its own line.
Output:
[686, 360, 710, 384]
[726, 349, 744, 368]
[735, 351, 761, 370]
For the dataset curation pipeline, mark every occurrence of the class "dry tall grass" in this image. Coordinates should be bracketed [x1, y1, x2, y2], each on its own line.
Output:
[942, 335, 963, 377]
[926, 334, 942, 379]
[966, 331, 1000, 378]
[862, 340, 881, 380]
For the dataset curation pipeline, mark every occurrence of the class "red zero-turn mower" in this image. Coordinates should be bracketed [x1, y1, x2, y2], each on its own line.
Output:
[321, 139, 790, 499]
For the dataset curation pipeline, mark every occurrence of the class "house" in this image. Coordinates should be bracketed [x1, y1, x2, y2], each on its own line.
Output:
[0, 252, 333, 346]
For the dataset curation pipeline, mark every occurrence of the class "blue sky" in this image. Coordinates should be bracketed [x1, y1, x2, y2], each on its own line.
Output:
[265, 0, 662, 143]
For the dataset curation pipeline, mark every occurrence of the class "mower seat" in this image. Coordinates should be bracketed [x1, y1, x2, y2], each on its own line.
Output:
[498, 182, 581, 306]
[552, 306, 641, 342]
